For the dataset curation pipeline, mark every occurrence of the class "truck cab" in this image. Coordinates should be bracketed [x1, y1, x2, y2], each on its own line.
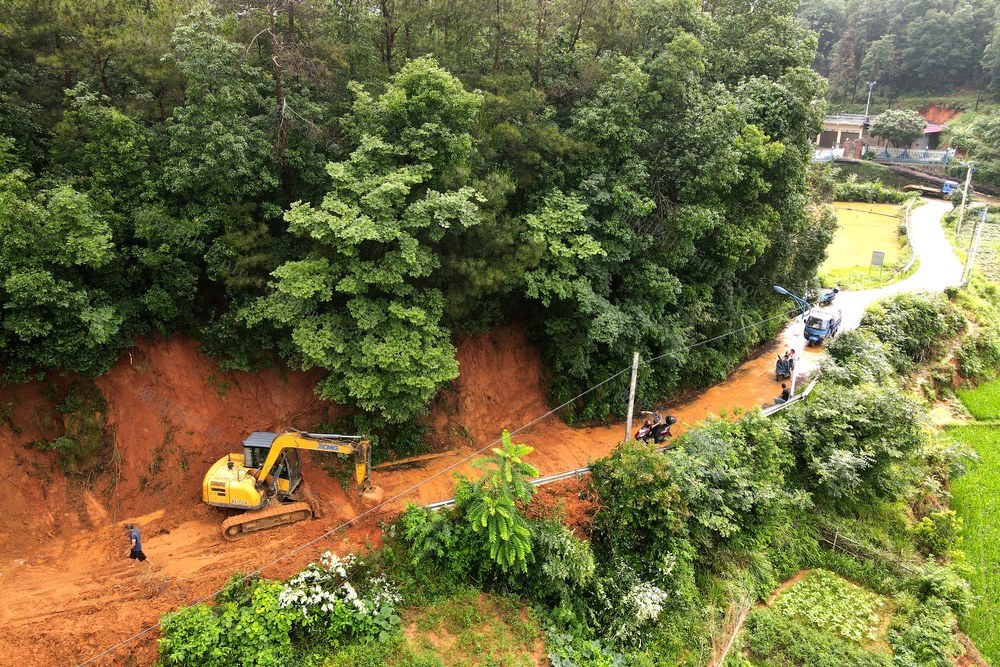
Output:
[803, 309, 843, 346]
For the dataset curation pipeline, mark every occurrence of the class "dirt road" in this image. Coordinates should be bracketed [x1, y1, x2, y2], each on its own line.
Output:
[0, 200, 961, 667]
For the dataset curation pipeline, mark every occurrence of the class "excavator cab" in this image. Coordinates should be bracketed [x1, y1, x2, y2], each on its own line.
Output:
[242, 432, 301, 496]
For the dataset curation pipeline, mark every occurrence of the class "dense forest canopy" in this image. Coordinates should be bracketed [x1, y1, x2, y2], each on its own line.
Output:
[0, 0, 833, 427]
[797, 0, 1000, 103]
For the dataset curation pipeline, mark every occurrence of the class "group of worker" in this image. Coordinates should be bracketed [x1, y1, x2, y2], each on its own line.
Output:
[774, 348, 797, 404]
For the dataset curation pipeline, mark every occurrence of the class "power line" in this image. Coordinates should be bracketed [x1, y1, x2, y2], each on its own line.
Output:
[76, 306, 800, 666]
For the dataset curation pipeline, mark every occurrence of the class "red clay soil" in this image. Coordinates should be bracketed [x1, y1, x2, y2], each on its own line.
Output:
[523, 476, 601, 539]
[922, 104, 962, 125]
[0, 322, 819, 667]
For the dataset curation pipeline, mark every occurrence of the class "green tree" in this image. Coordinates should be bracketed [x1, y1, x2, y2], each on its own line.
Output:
[161, 7, 277, 206]
[456, 430, 539, 573]
[0, 144, 125, 377]
[248, 57, 484, 423]
[870, 109, 926, 147]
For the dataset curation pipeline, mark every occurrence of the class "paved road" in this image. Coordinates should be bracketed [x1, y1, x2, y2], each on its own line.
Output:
[838, 198, 963, 328]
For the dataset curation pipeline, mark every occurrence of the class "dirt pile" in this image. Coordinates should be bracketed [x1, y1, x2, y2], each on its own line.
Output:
[922, 104, 962, 125]
[95, 336, 352, 525]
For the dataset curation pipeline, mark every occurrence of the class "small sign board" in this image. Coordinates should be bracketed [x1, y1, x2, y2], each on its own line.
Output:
[870, 250, 885, 267]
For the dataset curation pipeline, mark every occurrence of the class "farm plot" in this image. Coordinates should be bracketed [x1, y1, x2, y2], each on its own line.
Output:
[734, 569, 894, 666]
[949, 209, 1000, 282]
[957, 376, 1000, 420]
[820, 203, 910, 289]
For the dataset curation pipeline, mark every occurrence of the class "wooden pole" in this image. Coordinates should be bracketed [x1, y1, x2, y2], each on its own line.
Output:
[956, 163, 974, 235]
[964, 206, 988, 284]
[624, 351, 639, 442]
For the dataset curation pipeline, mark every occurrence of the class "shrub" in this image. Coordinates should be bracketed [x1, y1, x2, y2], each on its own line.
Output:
[545, 624, 626, 667]
[585, 558, 690, 648]
[590, 440, 691, 577]
[399, 431, 539, 580]
[160, 579, 301, 667]
[278, 552, 402, 645]
[861, 292, 963, 365]
[834, 175, 909, 204]
[526, 519, 596, 610]
[913, 510, 964, 556]
[911, 561, 974, 616]
[667, 411, 804, 550]
[159, 604, 228, 666]
[824, 329, 896, 384]
[956, 329, 1000, 380]
[784, 381, 925, 504]
[455, 430, 538, 573]
[398, 503, 475, 581]
[159, 556, 400, 666]
[888, 597, 962, 667]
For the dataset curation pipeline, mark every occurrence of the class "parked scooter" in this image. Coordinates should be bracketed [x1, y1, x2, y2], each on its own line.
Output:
[635, 411, 677, 444]
[818, 287, 840, 307]
[775, 355, 792, 381]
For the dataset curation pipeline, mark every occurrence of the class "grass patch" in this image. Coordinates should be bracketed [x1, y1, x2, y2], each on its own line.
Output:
[324, 589, 543, 667]
[949, 424, 1000, 665]
[957, 376, 1000, 420]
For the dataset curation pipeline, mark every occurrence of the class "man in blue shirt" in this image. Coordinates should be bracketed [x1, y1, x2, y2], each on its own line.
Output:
[124, 523, 148, 564]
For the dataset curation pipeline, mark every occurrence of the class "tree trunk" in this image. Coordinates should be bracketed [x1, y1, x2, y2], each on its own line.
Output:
[492, 0, 501, 76]
[570, 0, 593, 52]
[268, 13, 288, 179]
[535, 0, 545, 89]
[376, 0, 397, 74]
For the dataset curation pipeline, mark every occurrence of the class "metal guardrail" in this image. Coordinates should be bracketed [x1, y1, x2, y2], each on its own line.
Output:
[871, 146, 953, 164]
[823, 114, 868, 125]
[425, 373, 821, 509]
[812, 148, 837, 163]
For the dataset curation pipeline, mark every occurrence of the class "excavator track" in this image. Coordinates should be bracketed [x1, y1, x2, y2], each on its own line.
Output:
[221, 501, 313, 540]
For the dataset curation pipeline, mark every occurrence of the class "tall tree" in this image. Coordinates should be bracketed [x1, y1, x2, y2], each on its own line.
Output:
[247, 58, 485, 422]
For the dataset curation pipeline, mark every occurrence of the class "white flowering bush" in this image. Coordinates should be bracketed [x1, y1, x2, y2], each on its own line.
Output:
[278, 552, 402, 643]
[594, 559, 677, 647]
[625, 581, 670, 623]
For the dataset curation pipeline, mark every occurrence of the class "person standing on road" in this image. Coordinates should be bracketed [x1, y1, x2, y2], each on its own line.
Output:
[124, 523, 148, 565]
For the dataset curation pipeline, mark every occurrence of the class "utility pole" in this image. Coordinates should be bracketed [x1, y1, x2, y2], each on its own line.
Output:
[963, 206, 989, 284]
[956, 163, 975, 235]
[863, 80, 877, 124]
[624, 351, 639, 442]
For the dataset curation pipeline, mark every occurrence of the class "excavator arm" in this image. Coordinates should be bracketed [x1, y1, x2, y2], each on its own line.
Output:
[254, 430, 372, 491]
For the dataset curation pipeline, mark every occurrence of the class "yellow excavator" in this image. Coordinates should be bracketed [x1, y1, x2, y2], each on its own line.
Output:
[202, 429, 371, 539]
